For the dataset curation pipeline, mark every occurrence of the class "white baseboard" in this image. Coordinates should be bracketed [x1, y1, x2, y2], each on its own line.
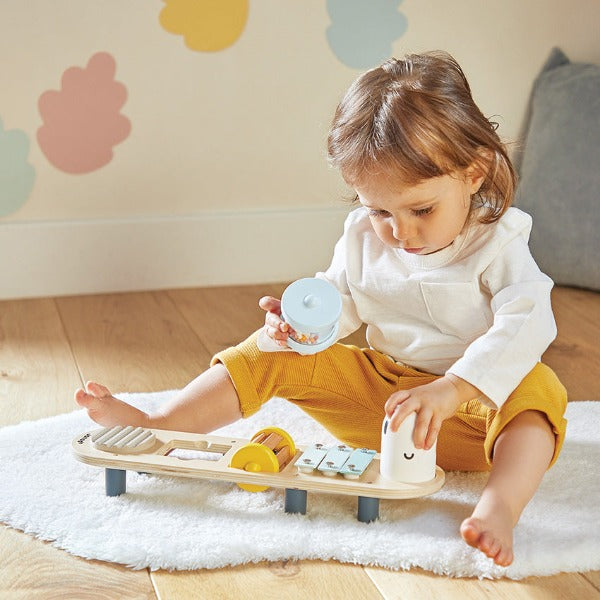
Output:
[0, 206, 350, 300]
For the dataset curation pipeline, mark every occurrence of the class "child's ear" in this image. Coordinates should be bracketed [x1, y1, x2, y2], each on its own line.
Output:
[466, 151, 492, 194]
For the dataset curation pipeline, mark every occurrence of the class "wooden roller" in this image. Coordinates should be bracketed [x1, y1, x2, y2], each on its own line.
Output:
[229, 427, 296, 492]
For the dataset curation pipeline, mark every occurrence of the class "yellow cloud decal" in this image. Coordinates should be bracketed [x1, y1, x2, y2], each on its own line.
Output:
[159, 0, 249, 52]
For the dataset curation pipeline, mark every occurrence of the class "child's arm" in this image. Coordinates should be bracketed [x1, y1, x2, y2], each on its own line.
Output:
[447, 234, 556, 410]
[384, 374, 481, 450]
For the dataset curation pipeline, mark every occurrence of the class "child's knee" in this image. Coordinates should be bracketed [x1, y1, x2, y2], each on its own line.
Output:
[484, 365, 568, 468]
[210, 330, 319, 418]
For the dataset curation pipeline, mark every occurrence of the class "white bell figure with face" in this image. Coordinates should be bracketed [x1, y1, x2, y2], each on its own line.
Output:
[380, 412, 437, 483]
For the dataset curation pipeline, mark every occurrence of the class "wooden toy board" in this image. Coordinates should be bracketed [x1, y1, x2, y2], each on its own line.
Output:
[72, 426, 445, 500]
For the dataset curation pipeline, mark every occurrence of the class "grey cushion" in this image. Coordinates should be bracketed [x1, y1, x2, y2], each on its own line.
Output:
[516, 48, 600, 290]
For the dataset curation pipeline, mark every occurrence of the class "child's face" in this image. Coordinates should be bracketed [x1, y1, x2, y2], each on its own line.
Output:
[354, 171, 483, 255]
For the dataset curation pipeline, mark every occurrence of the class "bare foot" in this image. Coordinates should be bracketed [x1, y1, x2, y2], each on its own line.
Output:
[75, 381, 150, 428]
[460, 494, 515, 566]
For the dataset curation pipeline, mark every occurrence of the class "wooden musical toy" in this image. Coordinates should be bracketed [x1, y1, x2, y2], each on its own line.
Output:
[72, 419, 444, 523]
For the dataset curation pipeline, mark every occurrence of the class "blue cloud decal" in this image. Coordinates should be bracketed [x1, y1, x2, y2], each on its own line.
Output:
[0, 118, 35, 218]
[327, 0, 408, 69]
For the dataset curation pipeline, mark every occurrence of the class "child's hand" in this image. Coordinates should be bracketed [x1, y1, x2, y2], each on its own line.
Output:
[384, 375, 480, 450]
[258, 296, 294, 347]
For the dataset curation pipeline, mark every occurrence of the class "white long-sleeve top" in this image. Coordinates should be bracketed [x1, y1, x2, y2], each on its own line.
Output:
[258, 206, 556, 409]
[312, 206, 556, 409]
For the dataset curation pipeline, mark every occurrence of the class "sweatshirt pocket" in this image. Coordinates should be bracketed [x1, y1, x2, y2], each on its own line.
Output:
[420, 281, 491, 343]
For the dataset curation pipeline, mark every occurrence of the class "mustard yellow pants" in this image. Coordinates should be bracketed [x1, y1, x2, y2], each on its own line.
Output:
[212, 331, 568, 472]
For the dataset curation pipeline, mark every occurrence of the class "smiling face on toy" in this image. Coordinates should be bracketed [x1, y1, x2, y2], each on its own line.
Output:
[380, 412, 436, 483]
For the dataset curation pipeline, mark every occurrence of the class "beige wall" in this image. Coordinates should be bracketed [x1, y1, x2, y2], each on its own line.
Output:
[1, 0, 598, 298]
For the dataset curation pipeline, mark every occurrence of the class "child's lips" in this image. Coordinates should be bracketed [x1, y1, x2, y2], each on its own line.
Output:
[402, 247, 425, 254]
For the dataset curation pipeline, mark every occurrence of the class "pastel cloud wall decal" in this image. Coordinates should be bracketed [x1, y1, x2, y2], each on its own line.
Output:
[0, 119, 35, 217]
[159, 0, 249, 52]
[326, 0, 408, 69]
[37, 52, 131, 174]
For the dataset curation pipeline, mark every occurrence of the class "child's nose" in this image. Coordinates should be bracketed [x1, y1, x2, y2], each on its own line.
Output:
[392, 217, 416, 241]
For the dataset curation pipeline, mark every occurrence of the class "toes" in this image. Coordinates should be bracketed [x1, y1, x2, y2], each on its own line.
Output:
[461, 518, 513, 566]
[75, 387, 106, 412]
[85, 381, 111, 397]
[495, 547, 514, 567]
[480, 531, 501, 558]
[74, 388, 87, 406]
[460, 518, 482, 547]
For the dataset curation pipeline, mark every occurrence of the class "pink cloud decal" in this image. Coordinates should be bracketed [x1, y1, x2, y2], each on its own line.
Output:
[37, 52, 131, 174]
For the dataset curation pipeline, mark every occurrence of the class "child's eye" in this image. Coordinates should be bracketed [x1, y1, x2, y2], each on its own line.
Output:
[412, 206, 433, 217]
[367, 209, 390, 218]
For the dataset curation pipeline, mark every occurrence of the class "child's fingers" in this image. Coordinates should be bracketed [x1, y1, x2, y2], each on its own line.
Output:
[384, 391, 410, 417]
[388, 395, 418, 432]
[258, 296, 282, 315]
[424, 416, 443, 450]
[413, 408, 433, 449]
[265, 311, 288, 332]
[264, 311, 291, 347]
[265, 325, 289, 343]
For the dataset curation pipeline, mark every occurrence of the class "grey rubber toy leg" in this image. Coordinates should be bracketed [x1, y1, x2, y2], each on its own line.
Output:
[357, 496, 379, 522]
[284, 488, 307, 514]
[105, 468, 127, 496]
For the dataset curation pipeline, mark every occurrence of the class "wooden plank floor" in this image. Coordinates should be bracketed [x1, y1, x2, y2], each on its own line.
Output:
[1, 284, 599, 599]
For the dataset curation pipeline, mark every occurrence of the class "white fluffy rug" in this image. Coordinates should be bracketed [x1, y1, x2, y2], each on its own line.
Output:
[1, 392, 599, 579]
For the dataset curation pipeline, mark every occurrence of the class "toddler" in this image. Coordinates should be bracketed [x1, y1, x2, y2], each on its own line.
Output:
[76, 51, 567, 568]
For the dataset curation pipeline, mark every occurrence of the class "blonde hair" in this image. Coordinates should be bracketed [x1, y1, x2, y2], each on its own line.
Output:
[327, 52, 516, 223]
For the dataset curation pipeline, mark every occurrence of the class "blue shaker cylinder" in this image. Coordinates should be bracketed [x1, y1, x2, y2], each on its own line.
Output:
[280, 278, 342, 355]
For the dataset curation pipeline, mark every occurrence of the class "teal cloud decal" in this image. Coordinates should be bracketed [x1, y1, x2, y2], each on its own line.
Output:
[0, 118, 35, 218]
[326, 0, 408, 69]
